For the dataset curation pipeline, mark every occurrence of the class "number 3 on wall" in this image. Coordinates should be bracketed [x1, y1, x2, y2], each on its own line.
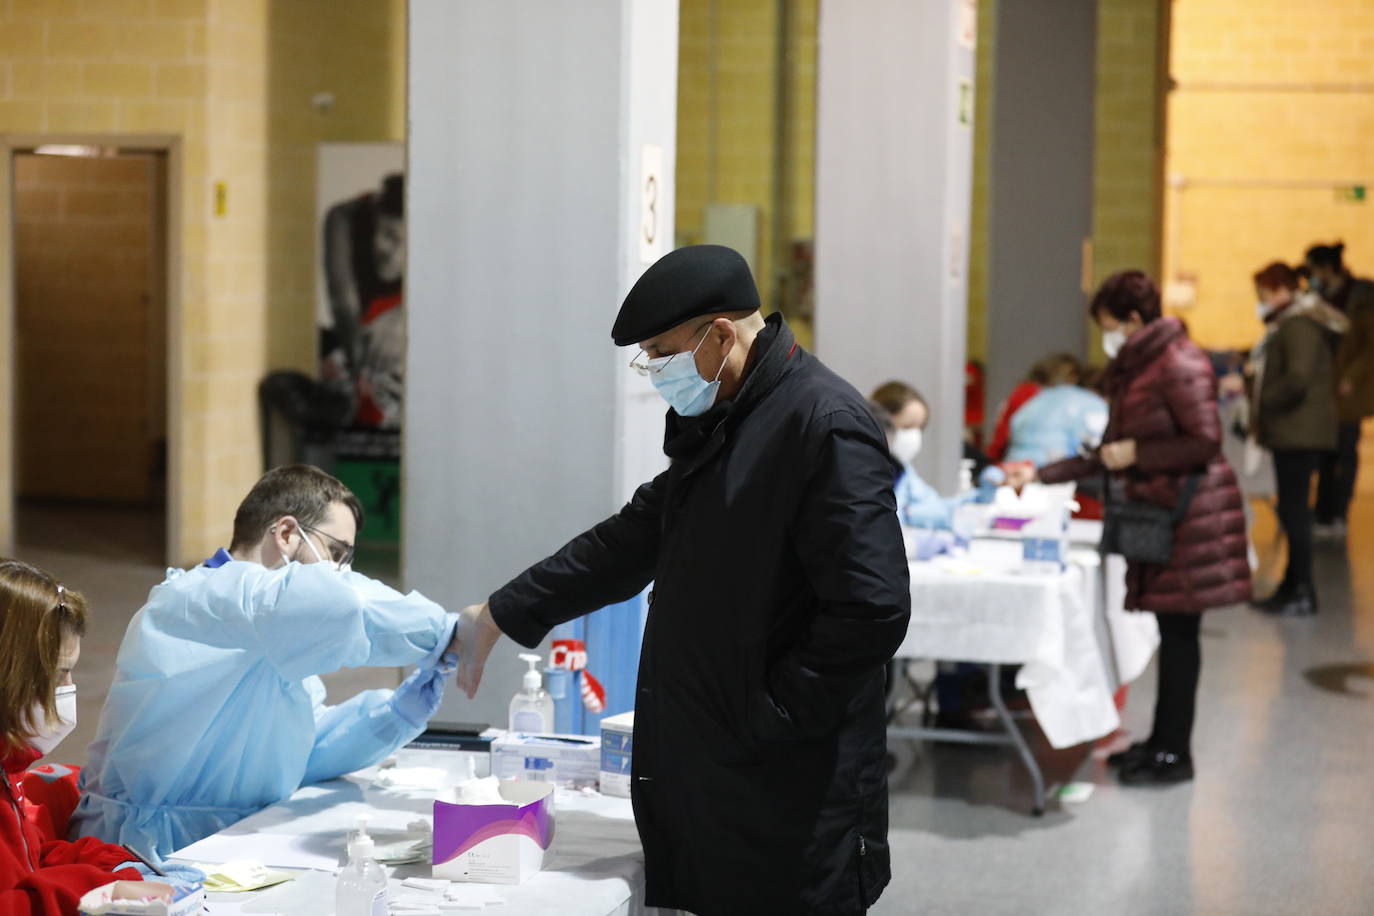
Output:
[640, 144, 665, 264]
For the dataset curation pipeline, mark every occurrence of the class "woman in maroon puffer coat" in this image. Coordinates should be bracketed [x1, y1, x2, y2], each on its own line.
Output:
[1014, 271, 1252, 785]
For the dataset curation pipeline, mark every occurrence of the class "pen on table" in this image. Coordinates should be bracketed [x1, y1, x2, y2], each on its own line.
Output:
[121, 843, 168, 878]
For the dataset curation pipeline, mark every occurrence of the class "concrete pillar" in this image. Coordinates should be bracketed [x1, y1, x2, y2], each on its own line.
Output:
[984, 0, 1097, 419]
[814, 0, 976, 491]
[404, 0, 678, 728]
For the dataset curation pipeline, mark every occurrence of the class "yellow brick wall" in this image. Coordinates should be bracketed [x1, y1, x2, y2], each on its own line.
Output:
[189, 0, 270, 560]
[683, 0, 1164, 361]
[0, 0, 404, 563]
[1093, 0, 1168, 290]
[1164, 0, 1374, 350]
[965, 0, 997, 366]
[676, 0, 787, 312]
[781, 0, 816, 245]
[0, 0, 214, 562]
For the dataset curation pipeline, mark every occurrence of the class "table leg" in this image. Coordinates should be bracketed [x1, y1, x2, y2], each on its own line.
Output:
[1097, 548, 1123, 691]
[987, 663, 1046, 816]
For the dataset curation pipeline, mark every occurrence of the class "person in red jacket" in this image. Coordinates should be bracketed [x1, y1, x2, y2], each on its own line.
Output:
[1009, 272, 1251, 785]
[0, 558, 172, 914]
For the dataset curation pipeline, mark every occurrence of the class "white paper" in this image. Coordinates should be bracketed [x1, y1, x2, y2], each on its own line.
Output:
[171, 831, 342, 872]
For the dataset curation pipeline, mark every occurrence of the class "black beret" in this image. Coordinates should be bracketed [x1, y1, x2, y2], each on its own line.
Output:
[612, 245, 760, 347]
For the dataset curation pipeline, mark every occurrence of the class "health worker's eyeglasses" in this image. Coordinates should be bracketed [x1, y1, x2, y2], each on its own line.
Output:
[628, 322, 714, 377]
[301, 524, 356, 569]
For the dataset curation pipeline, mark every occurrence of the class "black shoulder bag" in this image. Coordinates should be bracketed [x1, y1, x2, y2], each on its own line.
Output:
[1101, 472, 1203, 565]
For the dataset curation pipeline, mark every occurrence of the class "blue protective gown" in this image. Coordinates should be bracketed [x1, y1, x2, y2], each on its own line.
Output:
[70, 552, 454, 860]
[1004, 385, 1109, 467]
[895, 465, 954, 529]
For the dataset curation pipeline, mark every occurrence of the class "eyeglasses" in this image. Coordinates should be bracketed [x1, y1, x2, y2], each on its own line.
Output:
[301, 524, 356, 569]
[629, 322, 715, 376]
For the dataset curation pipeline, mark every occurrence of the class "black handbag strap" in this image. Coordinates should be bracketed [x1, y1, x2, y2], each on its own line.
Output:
[1170, 472, 1204, 523]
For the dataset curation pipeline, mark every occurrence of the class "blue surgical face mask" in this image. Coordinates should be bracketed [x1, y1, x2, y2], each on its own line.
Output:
[644, 326, 728, 417]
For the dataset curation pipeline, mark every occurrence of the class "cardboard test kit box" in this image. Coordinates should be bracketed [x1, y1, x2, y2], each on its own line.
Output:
[432, 780, 556, 885]
[491, 732, 600, 788]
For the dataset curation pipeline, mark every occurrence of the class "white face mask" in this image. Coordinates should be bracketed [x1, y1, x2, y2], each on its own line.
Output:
[1102, 328, 1127, 359]
[891, 427, 924, 465]
[28, 685, 77, 757]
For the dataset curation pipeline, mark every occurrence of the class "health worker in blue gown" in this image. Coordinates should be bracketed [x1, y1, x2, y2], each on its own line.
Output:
[70, 465, 458, 862]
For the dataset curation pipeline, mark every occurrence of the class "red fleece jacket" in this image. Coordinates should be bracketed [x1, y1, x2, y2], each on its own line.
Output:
[2, 746, 141, 915]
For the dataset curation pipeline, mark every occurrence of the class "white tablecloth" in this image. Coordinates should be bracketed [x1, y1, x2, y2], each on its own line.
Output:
[170, 750, 658, 916]
[896, 540, 1158, 749]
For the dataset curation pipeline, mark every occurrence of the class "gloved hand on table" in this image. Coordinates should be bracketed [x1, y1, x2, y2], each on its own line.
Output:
[907, 528, 957, 562]
[390, 652, 458, 729]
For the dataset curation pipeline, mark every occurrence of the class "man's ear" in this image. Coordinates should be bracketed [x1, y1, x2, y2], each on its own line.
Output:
[271, 515, 300, 553]
[713, 317, 737, 361]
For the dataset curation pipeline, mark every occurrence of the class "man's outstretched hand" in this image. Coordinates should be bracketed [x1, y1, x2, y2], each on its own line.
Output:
[455, 602, 504, 699]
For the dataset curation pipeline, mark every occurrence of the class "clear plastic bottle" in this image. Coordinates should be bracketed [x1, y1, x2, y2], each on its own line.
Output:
[509, 652, 554, 734]
[335, 816, 388, 916]
[958, 457, 976, 494]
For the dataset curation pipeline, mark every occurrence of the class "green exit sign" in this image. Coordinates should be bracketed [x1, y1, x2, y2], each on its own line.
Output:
[1336, 185, 1367, 203]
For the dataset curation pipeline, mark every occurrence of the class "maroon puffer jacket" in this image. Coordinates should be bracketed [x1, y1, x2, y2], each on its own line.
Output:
[1042, 317, 1251, 613]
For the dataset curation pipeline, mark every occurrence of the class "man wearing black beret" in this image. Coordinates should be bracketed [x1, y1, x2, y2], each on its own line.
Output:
[453, 245, 911, 915]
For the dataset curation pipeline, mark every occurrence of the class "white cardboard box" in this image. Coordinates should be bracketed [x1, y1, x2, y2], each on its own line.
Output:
[432, 780, 555, 885]
[491, 732, 600, 789]
[599, 711, 634, 798]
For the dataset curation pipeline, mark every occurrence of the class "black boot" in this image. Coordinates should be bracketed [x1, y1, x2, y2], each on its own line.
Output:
[1259, 582, 1318, 617]
[1119, 748, 1194, 785]
[1250, 582, 1293, 612]
[1106, 741, 1155, 769]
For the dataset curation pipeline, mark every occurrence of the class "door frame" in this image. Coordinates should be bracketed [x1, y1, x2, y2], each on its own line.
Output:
[0, 134, 182, 562]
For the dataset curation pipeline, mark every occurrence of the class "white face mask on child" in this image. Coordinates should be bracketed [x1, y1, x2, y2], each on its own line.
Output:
[28, 685, 76, 757]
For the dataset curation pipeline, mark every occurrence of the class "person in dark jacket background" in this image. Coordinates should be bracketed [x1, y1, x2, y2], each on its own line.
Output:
[1249, 262, 1348, 616]
[1010, 271, 1251, 786]
[450, 245, 911, 916]
[1306, 242, 1374, 542]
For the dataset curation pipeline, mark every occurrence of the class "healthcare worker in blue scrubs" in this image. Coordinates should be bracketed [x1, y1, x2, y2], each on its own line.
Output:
[1003, 383, 1110, 467]
[871, 380, 956, 529]
[70, 465, 459, 862]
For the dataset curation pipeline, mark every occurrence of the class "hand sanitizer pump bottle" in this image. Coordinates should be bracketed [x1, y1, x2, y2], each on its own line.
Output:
[509, 652, 554, 733]
[336, 816, 387, 916]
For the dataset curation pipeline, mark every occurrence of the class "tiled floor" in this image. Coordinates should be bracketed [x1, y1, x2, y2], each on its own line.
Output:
[873, 496, 1374, 915]
[14, 492, 1374, 914]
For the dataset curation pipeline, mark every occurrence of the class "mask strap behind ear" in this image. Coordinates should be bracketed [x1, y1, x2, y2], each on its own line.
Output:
[301, 532, 328, 565]
[710, 325, 734, 382]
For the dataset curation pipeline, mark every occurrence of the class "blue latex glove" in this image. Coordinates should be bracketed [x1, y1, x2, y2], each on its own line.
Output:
[975, 465, 1006, 504]
[910, 529, 956, 562]
[115, 860, 206, 887]
[390, 652, 456, 729]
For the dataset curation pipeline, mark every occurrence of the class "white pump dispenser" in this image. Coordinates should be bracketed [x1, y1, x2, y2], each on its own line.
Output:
[335, 816, 388, 916]
[509, 652, 554, 734]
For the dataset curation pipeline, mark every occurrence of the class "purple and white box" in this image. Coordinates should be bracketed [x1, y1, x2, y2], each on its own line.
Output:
[432, 780, 556, 885]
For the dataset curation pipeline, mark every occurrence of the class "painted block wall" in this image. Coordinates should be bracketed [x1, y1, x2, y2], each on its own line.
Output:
[1165, 0, 1374, 351]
